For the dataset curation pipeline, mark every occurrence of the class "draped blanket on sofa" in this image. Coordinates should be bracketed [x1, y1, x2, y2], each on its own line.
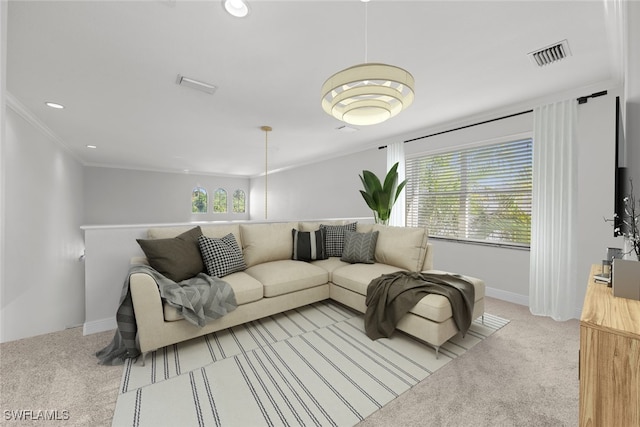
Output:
[365, 271, 475, 340]
[96, 264, 237, 365]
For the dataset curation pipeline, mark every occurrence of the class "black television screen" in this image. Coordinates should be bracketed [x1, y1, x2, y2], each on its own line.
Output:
[614, 96, 628, 236]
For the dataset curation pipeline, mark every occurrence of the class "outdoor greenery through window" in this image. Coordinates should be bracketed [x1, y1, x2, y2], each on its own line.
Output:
[405, 138, 533, 247]
[233, 190, 246, 213]
[191, 187, 208, 214]
[213, 188, 227, 213]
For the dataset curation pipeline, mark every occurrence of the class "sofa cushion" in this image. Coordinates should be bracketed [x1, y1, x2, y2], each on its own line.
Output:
[163, 271, 263, 321]
[198, 233, 246, 278]
[292, 228, 327, 261]
[298, 220, 350, 232]
[332, 263, 406, 295]
[321, 222, 357, 257]
[200, 224, 242, 247]
[147, 226, 197, 239]
[372, 224, 429, 272]
[147, 224, 241, 241]
[341, 231, 379, 264]
[423, 270, 486, 302]
[136, 226, 204, 282]
[310, 257, 350, 281]
[245, 260, 329, 297]
[241, 222, 297, 267]
[333, 265, 486, 323]
[356, 223, 374, 233]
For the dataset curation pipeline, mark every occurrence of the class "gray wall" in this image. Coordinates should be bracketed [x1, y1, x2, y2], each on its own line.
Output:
[1, 106, 85, 342]
[83, 167, 250, 225]
[249, 149, 384, 221]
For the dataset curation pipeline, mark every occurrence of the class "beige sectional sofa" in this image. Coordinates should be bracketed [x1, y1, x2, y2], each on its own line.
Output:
[130, 220, 485, 362]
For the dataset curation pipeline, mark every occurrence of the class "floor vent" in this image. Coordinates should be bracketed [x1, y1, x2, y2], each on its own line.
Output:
[528, 40, 571, 67]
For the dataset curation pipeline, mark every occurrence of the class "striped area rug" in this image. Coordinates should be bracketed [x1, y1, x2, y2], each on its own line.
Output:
[112, 301, 508, 427]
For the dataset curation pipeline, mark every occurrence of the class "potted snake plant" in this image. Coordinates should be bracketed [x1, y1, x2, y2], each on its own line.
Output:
[359, 162, 407, 225]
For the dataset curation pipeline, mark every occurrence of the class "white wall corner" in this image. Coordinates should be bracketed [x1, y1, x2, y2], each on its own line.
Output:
[485, 286, 529, 307]
[5, 92, 84, 165]
[83, 317, 116, 336]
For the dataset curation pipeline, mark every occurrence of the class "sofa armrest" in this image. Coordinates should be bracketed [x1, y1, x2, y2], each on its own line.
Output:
[130, 256, 149, 265]
[129, 272, 165, 353]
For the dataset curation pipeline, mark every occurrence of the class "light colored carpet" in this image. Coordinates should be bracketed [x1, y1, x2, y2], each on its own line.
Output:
[0, 297, 579, 427]
[358, 298, 580, 427]
[112, 301, 507, 426]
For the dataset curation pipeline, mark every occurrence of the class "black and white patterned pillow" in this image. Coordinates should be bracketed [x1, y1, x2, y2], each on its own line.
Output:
[198, 233, 246, 278]
[341, 231, 379, 264]
[320, 222, 357, 257]
[292, 228, 327, 262]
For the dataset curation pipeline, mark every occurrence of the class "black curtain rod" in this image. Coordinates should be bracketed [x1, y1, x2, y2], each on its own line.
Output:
[378, 89, 608, 149]
[378, 109, 533, 149]
[577, 90, 607, 104]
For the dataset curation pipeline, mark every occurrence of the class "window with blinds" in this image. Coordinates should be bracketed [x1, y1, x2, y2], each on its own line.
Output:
[405, 138, 533, 248]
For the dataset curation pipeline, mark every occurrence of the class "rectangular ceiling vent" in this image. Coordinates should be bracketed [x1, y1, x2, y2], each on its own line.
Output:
[528, 40, 571, 67]
[176, 74, 217, 94]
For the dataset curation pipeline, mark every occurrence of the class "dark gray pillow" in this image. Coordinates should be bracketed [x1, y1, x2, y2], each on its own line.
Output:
[341, 231, 379, 264]
[136, 226, 204, 282]
[198, 233, 246, 278]
[292, 228, 327, 261]
[320, 222, 357, 257]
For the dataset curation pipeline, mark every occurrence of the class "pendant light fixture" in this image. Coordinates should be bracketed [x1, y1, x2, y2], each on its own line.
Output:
[321, 0, 415, 126]
[261, 126, 272, 219]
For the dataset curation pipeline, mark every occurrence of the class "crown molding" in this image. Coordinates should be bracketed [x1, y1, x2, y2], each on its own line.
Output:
[5, 92, 85, 164]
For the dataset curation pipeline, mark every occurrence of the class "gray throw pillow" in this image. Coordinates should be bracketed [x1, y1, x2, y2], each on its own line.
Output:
[341, 230, 379, 264]
[198, 233, 246, 278]
[136, 226, 204, 282]
[320, 222, 357, 257]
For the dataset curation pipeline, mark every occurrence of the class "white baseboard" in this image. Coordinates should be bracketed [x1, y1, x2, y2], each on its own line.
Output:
[486, 286, 582, 320]
[83, 317, 116, 336]
[485, 286, 529, 306]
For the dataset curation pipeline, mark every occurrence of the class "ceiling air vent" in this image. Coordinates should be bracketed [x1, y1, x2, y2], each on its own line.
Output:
[528, 40, 571, 67]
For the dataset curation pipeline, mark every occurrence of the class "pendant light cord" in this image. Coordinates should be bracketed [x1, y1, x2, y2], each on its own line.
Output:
[364, 1, 368, 63]
[261, 126, 272, 220]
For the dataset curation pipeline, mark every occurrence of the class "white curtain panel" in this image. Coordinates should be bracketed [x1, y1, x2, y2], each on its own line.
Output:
[387, 141, 406, 226]
[529, 100, 578, 321]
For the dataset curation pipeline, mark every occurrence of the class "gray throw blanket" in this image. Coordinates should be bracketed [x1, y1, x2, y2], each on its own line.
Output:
[96, 264, 237, 365]
[365, 271, 475, 340]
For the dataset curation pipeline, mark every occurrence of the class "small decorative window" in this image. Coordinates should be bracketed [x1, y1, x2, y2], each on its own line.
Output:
[213, 188, 228, 213]
[232, 190, 246, 213]
[191, 187, 208, 214]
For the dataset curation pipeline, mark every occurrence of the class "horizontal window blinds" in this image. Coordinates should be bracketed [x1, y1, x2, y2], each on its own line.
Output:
[405, 138, 533, 247]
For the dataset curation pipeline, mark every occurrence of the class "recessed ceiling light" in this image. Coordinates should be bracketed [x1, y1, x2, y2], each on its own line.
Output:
[45, 102, 64, 109]
[223, 0, 249, 18]
[86, 145, 97, 149]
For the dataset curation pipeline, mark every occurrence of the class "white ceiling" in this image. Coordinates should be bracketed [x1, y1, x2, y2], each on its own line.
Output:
[6, 0, 619, 177]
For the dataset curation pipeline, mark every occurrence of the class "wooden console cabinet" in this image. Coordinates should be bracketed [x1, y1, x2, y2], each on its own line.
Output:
[579, 265, 640, 426]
